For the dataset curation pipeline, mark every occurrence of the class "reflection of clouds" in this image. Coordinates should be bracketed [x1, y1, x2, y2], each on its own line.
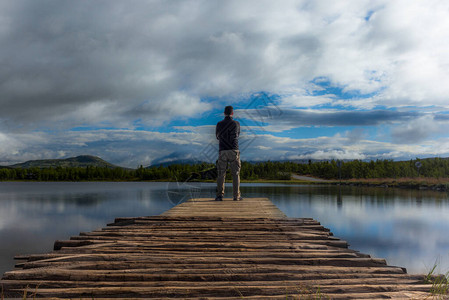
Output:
[307, 189, 449, 274]
[0, 182, 176, 274]
[267, 185, 449, 274]
[0, 199, 18, 231]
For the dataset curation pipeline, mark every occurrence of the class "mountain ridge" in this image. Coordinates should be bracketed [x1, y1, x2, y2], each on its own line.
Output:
[5, 155, 122, 169]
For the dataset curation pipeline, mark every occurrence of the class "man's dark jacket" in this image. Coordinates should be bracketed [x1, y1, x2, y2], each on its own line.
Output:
[216, 116, 240, 151]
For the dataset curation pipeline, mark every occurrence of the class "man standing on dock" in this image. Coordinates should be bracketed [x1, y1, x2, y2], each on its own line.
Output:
[215, 106, 243, 201]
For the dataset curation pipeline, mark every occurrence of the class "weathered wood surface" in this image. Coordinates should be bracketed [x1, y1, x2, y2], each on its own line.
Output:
[1, 198, 431, 299]
[162, 197, 287, 218]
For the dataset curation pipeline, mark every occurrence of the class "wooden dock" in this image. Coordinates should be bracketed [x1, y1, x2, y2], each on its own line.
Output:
[1, 198, 431, 299]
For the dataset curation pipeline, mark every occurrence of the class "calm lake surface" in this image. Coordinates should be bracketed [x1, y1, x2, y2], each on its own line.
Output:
[1, 181, 449, 276]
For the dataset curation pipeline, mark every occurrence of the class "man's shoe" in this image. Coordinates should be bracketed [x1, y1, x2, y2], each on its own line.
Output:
[215, 196, 223, 201]
[233, 197, 243, 201]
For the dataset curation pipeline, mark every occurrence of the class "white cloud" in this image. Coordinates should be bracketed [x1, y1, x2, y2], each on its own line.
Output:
[366, 0, 449, 107]
[289, 150, 367, 161]
[391, 115, 444, 144]
[255, 145, 271, 150]
[240, 130, 449, 163]
[160, 92, 212, 118]
[280, 94, 334, 108]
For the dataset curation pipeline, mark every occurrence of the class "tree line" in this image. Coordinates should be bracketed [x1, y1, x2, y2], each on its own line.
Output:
[0, 158, 448, 181]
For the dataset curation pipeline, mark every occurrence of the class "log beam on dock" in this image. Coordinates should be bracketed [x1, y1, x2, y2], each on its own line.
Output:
[1, 198, 431, 299]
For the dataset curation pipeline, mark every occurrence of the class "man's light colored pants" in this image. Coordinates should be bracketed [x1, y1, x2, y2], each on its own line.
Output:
[216, 150, 241, 199]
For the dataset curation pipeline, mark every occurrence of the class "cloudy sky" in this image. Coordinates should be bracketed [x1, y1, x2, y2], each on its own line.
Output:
[1, 0, 449, 168]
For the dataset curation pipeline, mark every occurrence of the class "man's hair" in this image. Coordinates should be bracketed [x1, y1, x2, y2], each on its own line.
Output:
[224, 106, 234, 116]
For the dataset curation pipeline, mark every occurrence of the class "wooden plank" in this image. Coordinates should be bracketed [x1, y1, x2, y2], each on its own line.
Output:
[162, 197, 287, 219]
[0, 279, 429, 291]
[0, 198, 430, 299]
[7, 264, 409, 277]
[0, 284, 433, 299]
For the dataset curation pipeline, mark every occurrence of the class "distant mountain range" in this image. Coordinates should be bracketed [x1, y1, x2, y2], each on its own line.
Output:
[148, 159, 209, 168]
[1, 155, 121, 169]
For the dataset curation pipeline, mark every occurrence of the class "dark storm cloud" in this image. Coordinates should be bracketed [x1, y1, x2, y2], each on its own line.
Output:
[0, 1, 213, 128]
[241, 108, 419, 127]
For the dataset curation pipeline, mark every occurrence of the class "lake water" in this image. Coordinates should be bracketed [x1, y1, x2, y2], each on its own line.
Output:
[1, 181, 449, 276]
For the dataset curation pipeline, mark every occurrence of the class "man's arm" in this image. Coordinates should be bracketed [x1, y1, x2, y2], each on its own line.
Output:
[216, 123, 220, 140]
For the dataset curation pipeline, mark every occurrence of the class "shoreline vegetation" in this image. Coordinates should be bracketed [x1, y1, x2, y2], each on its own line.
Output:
[1, 157, 449, 191]
[332, 177, 449, 192]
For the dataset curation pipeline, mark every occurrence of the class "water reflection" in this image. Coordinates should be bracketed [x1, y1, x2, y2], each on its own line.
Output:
[1, 182, 449, 276]
[239, 184, 449, 274]
[337, 186, 343, 209]
[0, 182, 175, 275]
